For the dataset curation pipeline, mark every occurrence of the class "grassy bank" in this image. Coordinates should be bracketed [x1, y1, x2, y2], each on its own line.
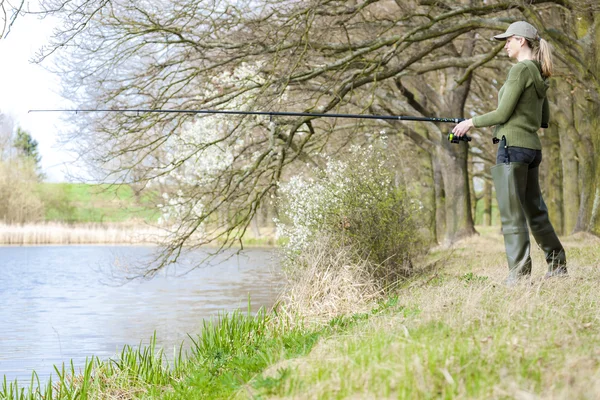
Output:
[2, 227, 599, 399]
[250, 228, 600, 399]
[0, 183, 278, 245]
[37, 183, 160, 224]
[1, 183, 161, 245]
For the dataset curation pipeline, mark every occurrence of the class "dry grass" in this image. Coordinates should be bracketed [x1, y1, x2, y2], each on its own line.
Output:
[250, 227, 600, 399]
[276, 238, 384, 322]
[0, 223, 168, 245]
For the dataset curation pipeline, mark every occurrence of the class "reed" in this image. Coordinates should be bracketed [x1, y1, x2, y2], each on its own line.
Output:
[0, 223, 277, 246]
[0, 223, 168, 245]
[277, 236, 384, 322]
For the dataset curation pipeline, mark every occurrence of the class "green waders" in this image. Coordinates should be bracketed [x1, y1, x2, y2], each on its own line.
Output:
[522, 166, 567, 277]
[491, 138, 567, 284]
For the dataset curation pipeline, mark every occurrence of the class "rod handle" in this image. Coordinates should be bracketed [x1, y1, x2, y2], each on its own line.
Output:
[447, 133, 471, 144]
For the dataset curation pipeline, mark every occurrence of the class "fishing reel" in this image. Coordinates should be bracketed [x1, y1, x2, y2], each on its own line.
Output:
[447, 133, 472, 144]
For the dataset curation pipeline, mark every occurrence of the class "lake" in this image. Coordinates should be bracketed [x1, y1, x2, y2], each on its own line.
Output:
[0, 245, 281, 384]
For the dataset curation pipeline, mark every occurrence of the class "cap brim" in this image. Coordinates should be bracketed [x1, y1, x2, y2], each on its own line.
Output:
[493, 32, 513, 40]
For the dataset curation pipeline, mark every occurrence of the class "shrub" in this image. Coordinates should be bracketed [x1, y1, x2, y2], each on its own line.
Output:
[276, 140, 426, 316]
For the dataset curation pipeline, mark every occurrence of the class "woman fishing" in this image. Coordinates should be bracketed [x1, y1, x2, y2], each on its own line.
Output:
[452, 21, 567, 285]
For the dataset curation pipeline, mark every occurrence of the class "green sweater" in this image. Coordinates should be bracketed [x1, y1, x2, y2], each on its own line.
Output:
[472, 60, 550, 150]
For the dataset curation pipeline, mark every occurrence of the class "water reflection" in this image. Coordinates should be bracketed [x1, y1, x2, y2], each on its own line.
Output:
[0, 246, 281, 383]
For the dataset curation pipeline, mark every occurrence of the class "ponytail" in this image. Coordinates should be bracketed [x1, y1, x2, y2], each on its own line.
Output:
[527, 37, 553, 78]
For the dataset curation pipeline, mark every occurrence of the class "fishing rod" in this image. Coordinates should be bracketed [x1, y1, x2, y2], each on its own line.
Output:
[28, 108, 471, 143]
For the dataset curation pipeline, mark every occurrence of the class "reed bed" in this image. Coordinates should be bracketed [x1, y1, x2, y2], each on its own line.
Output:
[0, 223, 168, 245]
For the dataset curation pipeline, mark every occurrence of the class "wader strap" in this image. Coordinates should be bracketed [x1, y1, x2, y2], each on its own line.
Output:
[501, 135, 509, 164]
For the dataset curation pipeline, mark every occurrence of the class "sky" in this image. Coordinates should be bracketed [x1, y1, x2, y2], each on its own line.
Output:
[0, 13, 75, 182]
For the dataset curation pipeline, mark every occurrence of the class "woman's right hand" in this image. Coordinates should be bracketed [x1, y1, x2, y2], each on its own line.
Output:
[452, 119, 474, 137]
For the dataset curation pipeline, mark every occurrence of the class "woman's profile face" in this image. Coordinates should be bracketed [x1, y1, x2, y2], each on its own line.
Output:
[504, 36, 524, 59]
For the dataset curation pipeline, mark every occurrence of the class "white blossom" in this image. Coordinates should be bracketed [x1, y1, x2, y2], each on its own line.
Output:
[276, 141, 396, 254]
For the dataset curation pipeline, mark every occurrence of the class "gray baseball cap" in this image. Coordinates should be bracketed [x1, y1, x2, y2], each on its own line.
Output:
[493, 21, 538, 41]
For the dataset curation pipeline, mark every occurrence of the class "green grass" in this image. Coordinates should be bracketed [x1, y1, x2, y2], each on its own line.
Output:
[36, 183, 160, 223]
[243, 230, 600, 399]
[0, 333, 179, 400]
[0, 301, 391, 400]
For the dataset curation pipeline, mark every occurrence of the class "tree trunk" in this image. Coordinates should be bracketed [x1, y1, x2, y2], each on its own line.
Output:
[437, 141, 477, 244]
[483, 178, 492, 226]
[590, 15, 600, 236]
[539, 121, 564, 235]
[432, 156, 446, 243]
[250, 215, 261, 238]
[552, 81, 579, 235]
[468, 150, 478, 225]
[572, 90, 597, 233]
[434, 32, 478, 243]
[559, 133, 579, 235]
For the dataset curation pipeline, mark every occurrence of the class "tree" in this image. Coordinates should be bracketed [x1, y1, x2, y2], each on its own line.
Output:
[31, 0, 599, 276]
[13, 127, 43, 178]
[0, 115, 44, 223]
[0, 112, 14, 161]
[522, 1, 600, 235]
[0, 0, 24, 39]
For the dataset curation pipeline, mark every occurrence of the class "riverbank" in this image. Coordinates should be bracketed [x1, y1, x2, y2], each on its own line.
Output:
[255, 229, 600, 399]
[3, 227, 599, 399]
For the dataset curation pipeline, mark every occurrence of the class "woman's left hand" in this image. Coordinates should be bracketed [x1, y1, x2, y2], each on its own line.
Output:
[452, 119, 474, 137]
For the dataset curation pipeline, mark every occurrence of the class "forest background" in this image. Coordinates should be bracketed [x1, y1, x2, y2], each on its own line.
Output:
[0, 0, 598, 253]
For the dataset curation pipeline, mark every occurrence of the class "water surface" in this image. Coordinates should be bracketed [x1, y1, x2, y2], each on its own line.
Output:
[0, 246, 280, 383]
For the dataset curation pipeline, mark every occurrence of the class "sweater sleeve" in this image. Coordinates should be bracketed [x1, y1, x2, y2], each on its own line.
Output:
[472, 64, 526, 128]
[541, 96, 549, 128]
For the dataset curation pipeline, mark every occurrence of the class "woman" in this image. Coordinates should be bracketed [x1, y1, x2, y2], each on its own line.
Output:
[452, 21, 567, 285]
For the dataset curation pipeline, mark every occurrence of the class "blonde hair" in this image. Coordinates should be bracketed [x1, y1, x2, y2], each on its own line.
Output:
[526, 37, 554, 78]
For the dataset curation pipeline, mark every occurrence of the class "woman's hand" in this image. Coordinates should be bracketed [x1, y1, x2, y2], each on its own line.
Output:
[452, 119, 474, 137]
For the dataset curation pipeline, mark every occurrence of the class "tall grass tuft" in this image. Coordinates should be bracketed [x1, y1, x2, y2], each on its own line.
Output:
[107, 332, 180, 386]
[1, 360, 94, 400]
[0, 334, 183, 400]
[172, 305, 329, 399]
[190, 306, 269, 357]
[277, 237, 384, 320]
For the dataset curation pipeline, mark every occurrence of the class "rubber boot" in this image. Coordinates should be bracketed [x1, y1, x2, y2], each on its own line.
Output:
[522, 167, 567, 278]
[491, 162, 532, 285]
